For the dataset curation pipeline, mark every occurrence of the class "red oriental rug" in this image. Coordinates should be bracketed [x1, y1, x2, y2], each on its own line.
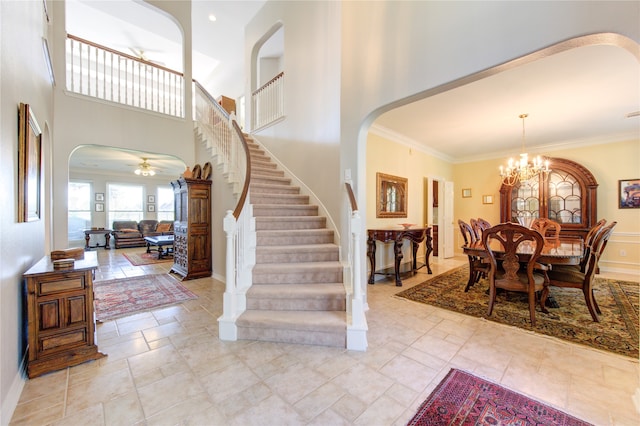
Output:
[123, 251, 172, 266]
[407, 369, 592, 426]
[94, 274, 197, 321]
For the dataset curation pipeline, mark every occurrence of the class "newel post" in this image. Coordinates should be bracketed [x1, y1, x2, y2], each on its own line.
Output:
[218, 210, 238, 340]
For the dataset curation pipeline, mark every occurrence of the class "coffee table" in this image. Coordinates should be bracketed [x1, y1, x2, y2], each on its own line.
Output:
[144, 235, 174, 259]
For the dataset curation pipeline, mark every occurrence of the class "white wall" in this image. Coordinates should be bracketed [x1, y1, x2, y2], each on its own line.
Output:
[0, 1, 54, 423]
[49, 0, 195, 250]
[245, 1, 343, 228]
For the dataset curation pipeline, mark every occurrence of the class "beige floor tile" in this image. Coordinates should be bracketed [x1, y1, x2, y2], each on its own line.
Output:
[137, 370, 206, 418]
[9, 249, 639, 425]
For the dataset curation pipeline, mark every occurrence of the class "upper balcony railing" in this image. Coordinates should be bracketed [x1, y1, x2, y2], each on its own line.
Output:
[252, 71, 284, 131]
[66, 34, 185, 118]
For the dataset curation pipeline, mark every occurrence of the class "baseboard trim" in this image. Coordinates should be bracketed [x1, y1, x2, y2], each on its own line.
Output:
[0, 355, 26, 426]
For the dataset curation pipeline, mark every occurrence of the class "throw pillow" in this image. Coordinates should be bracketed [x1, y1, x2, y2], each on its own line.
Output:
[156, 223, 172, 232]
[119, 228, 139, 233]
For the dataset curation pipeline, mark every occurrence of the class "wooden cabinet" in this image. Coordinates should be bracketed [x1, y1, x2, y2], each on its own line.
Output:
[217, 95, 236, 114]
[171, 177, 212, 280]
[23, 251, 105, 378]
[499, 157, 598, 239]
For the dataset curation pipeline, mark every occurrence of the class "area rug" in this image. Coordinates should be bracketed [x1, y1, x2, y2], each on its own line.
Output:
[396, 266, 639, 358]
[123, 251, 173, 266]
[407, 368, 592, 425]
[94, 274, 197, 321]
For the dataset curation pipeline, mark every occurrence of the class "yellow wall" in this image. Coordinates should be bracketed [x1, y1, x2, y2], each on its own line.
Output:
[368, 132, 640, 275]
[366, 132, 453, 270]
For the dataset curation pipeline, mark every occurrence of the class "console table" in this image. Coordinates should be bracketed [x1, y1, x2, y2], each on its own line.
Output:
[367, 227, 432, 286]
[84, 229, 112, 249]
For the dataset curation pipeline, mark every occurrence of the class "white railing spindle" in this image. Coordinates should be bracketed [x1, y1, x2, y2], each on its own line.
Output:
[65, 34, 184, 118]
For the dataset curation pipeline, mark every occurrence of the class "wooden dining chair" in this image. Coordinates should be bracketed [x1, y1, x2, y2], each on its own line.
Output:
[482, 223, 549, 325]
[458, 219, 489, 291]
[530, 218, 561, 241]
[546, 221, 616, 322]
[470, 218, 491, 241]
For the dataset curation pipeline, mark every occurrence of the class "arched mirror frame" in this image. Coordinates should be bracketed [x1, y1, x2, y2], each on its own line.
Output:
[499, 157, 598, 239]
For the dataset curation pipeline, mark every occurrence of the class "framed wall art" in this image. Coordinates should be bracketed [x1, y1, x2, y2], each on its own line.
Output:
[462, 188, 472, 198]
[95, 203, 104, 212]
[482, 195, 494, 204]
[18, 103, 42, 222]
[376, 172, 408, 218]
[619, 178, 640, 209]
[148, 204, 156, 212]
[95, 193, 104, 201]
[148, 195, 155, 203]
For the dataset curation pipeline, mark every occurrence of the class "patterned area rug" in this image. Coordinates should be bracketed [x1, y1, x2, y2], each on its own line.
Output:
[407, 369, 592, 425]
[123, 251, 173, 266]
[396, 266, 639, 358]
[94, 274, 197, 321]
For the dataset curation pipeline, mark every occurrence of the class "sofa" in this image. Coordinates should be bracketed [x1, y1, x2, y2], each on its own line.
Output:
[112, 220, 174, 248]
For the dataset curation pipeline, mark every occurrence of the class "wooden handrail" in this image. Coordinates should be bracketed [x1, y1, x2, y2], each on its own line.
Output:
[252, 71, 284, 96]
[193, 80, 229, 117]
[232, 121, 252, 219]
[345, 182, 358, 211]
[67, 33, 184, 77]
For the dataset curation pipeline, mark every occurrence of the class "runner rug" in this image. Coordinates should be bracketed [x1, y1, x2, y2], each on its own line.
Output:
[123, 251, 172, 266]
[94, 274, 197, 321]
[396, 266, 638, 358]
[407, 369, 592, 425]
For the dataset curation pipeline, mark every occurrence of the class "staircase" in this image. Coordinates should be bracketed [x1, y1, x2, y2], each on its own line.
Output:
[235, 136, 347, 347]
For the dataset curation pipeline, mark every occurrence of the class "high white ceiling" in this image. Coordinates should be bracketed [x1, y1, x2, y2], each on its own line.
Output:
[374, 44, 640, 163]
[66, 1, 639, 174]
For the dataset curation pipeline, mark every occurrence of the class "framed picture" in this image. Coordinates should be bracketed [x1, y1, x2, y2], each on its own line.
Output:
[95, 193, 104, 201]
[376, 172, 408, 218]
[147, 195, 155, 203]
[148, 204, 156, 212]
[17, 103, 42, 222]
[482, 195, 494, 204]
[462, 188, 472, 198]
[619, 179, 640, 209]
[95, 203, 104, 212]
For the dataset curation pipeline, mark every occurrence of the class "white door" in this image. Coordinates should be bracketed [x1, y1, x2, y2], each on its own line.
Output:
[443, 180, 455, 258]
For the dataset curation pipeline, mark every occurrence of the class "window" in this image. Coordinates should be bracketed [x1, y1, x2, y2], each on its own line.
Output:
[107, 183, 143, 227]
[68, 181, 91, 241]
[157, 186, 174, 221]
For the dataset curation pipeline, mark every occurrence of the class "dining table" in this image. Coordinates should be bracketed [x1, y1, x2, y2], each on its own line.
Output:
[462, 236, 584, 307]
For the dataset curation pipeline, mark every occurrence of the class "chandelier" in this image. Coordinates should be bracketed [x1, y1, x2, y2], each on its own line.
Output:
[134, 158, 156, 176]
[499, 114, 549, 186]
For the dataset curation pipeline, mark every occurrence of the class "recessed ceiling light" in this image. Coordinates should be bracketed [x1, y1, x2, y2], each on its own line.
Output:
[208, 14, 217, 22]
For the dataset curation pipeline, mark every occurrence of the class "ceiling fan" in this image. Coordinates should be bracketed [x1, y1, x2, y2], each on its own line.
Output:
[128, 47, 165, 67]
[133, 158, 156, 176]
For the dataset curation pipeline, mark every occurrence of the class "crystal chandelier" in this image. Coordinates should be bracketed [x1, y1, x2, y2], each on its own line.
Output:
[134, 158, 156, 176]
[499, 114, 549, 186]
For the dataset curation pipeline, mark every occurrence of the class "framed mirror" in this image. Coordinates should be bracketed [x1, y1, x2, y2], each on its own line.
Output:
[376, 172, 408, 218]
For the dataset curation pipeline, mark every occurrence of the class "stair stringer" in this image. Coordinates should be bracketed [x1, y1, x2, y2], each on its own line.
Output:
[193, 122, 243, 195]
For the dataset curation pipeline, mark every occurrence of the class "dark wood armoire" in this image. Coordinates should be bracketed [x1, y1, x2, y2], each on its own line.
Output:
[170, 177, 212, 280]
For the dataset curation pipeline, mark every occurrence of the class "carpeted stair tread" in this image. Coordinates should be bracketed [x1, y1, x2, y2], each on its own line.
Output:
[255, 216, 327, 230]
[250, 183, 301, 194]
[252, 262, 342, 284]
[250, 176, 292, 186]
[253, 204, 319, 216]
[237, 310, 346, 332]
[256, 229, 334, 245]
[246, 284, 346, 311]
[252, 193, 310, 205]
[256, 244, 339, 263]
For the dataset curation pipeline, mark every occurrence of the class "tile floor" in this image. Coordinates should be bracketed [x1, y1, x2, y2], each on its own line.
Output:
[10, 248, 640, 425]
